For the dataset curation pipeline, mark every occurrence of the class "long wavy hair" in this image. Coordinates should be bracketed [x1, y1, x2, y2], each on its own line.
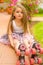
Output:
[7, 3, 29, 34]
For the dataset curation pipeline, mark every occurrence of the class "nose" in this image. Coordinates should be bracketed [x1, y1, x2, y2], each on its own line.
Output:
[19, 12, 21, 15]
[18, 13, 21, 16]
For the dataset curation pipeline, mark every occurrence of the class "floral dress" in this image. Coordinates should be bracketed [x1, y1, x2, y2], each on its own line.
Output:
[0, 20, 35, 46]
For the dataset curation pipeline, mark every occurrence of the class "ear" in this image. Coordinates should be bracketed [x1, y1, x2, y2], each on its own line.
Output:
[12, 14, 15, 19]
[13, 12, 15, 16]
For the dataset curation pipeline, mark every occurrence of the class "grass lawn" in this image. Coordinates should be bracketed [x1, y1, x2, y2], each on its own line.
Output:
[33, 14, 43, 17]
[31, 22, 43, 64]
[31, 22, 43, 47]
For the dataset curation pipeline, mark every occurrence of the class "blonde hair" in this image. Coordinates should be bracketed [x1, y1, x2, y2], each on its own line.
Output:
[7, 3, 29, 34]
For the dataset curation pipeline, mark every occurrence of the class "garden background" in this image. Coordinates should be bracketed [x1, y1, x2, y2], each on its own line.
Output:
[0, 0, 43, 65]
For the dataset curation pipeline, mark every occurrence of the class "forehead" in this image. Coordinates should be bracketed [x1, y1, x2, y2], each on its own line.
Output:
[15, 7, 23, 12]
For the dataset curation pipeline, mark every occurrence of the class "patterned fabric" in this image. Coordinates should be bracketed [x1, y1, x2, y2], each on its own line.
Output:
[0, 32, 24, 44]
[0, 20, 35, 46]
[0, 32, 35, 45]
[0, 34, 10, 45]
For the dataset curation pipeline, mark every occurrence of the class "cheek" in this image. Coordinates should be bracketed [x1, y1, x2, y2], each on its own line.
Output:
[14, 14, 18, 18]
[15, 14, 18, 17]
[21, 14, 23, 18]
[14, 12, 18, 17]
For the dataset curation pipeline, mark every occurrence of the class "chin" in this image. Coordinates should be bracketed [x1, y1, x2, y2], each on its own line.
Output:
[17, 18, 22, 20]
[17, 17, 23, 20]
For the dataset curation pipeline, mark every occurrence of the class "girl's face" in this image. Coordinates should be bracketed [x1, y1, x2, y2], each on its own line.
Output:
[14, 7, 23, 20]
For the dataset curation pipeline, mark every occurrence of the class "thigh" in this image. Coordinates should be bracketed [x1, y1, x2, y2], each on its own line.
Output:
[0, 43, 18, 65]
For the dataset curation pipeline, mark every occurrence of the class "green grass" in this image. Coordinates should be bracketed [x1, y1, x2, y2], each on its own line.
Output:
[31, 22, 43, 64]
[33, 14, 43, 17]
[31, 22, 43, 47]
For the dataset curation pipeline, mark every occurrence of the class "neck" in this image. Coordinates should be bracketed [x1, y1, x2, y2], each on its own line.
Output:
[14, 19, 21, 23]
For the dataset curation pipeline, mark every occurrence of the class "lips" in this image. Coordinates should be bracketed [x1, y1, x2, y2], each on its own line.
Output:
[18, 15, 21, 17]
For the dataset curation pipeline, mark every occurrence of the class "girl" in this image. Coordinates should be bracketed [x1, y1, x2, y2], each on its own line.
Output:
[0, 3, 38, 65]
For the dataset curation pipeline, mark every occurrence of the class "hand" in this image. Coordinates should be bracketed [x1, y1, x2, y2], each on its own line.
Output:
[13, 39, 20, 50]
[23, 38, 30, 49]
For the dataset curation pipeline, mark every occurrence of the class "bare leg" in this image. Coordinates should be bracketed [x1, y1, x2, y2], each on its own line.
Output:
[34, 64, 39, 65]
[0, 43, 18, 65]
[25, 56, 30, 65]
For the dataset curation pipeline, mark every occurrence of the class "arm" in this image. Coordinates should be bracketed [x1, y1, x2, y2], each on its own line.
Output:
[7, 21, 20, 50]
[23, 38, 30, 49]
[7, 21, 14, 48]
[23, 22, 35, 49]
[23, 33, 36, 49]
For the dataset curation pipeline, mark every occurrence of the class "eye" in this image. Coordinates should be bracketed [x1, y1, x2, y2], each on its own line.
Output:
[16, 11, 19, 13]
[16, 11, 23, 14]
[21, 12, 23, 13]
